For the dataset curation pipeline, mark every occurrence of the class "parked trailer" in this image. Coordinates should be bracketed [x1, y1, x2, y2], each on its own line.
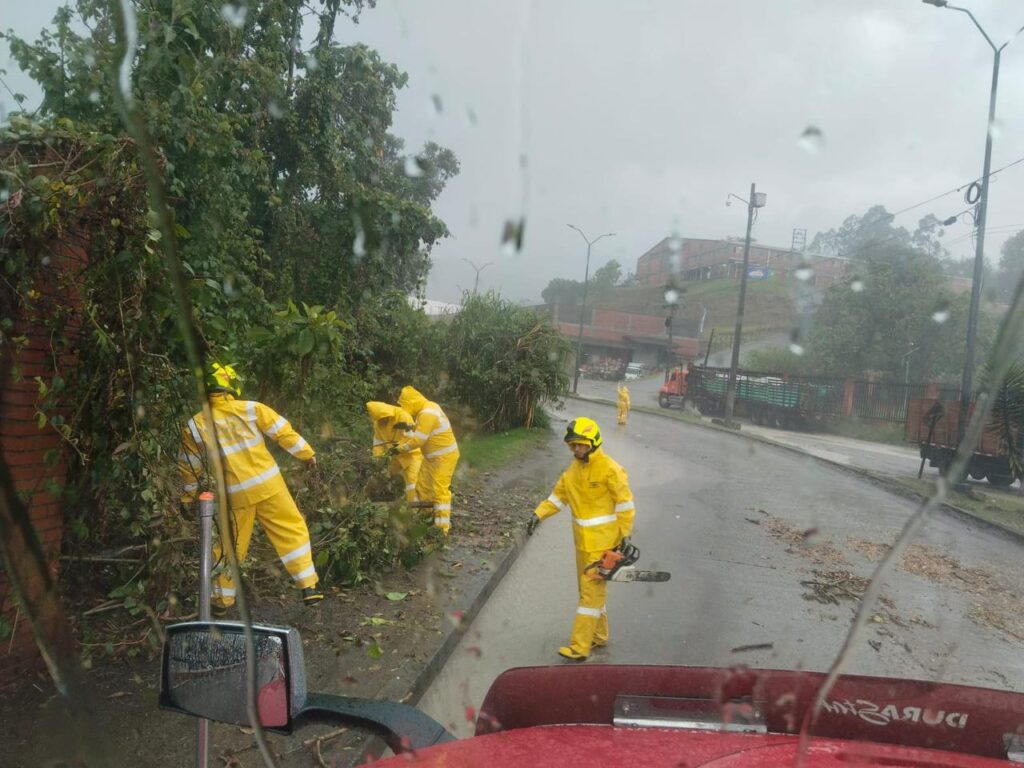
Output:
[678, 365, 841, 430]
[905, 398, 1020, 487]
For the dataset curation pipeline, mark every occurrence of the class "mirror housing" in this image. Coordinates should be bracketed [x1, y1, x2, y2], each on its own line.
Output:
[159, 621, 306, 733]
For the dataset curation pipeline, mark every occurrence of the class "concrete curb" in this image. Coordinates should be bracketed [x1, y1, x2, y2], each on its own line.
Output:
[567, 393, 1024, 546]
[353, 531, 527, 762]
[405, 535, 525, 706]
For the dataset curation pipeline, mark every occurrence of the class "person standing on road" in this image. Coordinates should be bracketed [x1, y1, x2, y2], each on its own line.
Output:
[617, 383, 631, 425]
[396, 385, 460, 535]
[366, 401, 422, 503]
[178, 363, 323, 614]
[526, 417, 636, 661]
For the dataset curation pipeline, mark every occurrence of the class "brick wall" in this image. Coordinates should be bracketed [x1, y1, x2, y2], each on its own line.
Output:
[0, 239, 86, 684]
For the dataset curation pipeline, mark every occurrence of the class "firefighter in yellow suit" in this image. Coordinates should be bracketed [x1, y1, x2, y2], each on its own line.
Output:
[396, 386, 460, 535]
[617, 383, 631, 425]
[178, 363, 323, 613]
[526, 417, 635, 661]
[366, 401, 422, 502]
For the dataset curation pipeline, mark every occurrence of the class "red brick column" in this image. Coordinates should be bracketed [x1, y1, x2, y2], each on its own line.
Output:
[0, 238, 86, 683]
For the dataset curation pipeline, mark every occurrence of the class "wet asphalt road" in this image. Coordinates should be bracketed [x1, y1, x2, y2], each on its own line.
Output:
[419, 398, 1024, 738]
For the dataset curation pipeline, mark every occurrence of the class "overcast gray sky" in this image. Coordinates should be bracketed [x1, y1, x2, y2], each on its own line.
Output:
[4, 1, 1024, 304]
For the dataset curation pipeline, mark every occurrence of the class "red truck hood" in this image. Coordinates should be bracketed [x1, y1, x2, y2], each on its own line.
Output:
[374, 725, 1014, 767]
[377, 665, 1024, 766]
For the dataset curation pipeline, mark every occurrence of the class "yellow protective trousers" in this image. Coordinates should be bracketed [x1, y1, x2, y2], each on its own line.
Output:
[414, 447, 460, 535]
[390, 453, 423, 503]
[617, 403, 629, 425]
[211, 490, 318, 608]
[567, 549, 609, 656]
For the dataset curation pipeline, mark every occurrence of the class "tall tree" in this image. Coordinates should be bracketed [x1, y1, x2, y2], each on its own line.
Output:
[3, 0, 455, 318]
[809, 205, 910, 259]
[997, 230, 1024, 303]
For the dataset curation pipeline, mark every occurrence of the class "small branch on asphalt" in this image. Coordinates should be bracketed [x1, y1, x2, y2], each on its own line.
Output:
[730, 642, 774, 653]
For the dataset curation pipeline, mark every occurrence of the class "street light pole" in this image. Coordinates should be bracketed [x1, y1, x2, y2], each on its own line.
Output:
[922, 1, 1024, 443]
[723, 183, 765, 428]
[461, 258, 493, 294]
[568, 225, 615, 394]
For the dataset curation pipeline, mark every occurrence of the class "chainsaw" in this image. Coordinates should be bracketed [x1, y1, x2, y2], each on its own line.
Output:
[583, 538, 671, 583]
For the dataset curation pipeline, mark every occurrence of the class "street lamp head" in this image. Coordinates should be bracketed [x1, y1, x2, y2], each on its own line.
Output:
[922, 0, 949, 7]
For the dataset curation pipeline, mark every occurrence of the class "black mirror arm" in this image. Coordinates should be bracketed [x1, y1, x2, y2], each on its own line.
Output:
[296, 693, 456, 753]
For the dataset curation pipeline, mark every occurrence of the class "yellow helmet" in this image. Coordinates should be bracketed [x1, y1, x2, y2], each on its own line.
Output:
[564, 416, 602, 449]
[205, 362, 243, 397]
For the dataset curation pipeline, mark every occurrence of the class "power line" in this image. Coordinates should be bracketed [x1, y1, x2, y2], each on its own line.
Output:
[841, 154, 1024, 234]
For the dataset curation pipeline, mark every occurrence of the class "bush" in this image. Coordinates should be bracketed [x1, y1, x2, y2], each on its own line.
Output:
[446, 292, 570, 432]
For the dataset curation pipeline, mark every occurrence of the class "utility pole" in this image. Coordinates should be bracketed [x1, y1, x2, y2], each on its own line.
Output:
[663, 297, 679, 382]
[921, 1, 1024, 445]
[723, 183, 767, 428]
[567, 225, 616, 394]
[461, 259, 493, 294]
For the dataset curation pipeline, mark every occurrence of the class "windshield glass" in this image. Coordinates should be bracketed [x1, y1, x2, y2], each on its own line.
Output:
[2, 1, 1024, 766]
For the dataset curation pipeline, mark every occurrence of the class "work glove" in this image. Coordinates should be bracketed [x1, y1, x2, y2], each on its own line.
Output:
[526, 514, 541, 536]
[385, 445, 400, 457]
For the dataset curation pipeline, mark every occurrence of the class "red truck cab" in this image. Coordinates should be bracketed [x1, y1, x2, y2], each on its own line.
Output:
[659, 366, 689, 408]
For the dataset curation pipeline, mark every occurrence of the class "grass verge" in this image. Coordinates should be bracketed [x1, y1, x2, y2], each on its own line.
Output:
[458, 426, 552, 475]
[823, 418, 908, 446]
[880, 474, 1024, 538]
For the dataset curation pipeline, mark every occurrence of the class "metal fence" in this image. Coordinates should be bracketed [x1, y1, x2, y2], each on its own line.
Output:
[851, 380, 960, 424]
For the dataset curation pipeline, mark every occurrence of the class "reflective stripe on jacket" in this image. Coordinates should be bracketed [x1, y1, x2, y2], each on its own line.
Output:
[178, 393, 314, 506]
[533, 449, 636, 552]
[396, 386, 458, 459]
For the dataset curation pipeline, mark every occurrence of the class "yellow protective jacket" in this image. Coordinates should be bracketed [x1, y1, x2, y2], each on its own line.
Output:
[366, 401, 421, 470]
[179, 393, 314, 507]
[533, 449, 636, 553]
[617, 386, 631, 409]
[396, 386, 459, 460]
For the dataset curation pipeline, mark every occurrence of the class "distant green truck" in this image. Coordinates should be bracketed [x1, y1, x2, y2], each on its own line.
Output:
[661, 365, 841, 430]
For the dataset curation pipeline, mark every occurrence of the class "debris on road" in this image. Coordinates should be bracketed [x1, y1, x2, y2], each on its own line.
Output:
[730, 642, 774, 653]
[800, 569, 869, 604]
[762, 513, 847, 565]
[846, 536, 891, 561]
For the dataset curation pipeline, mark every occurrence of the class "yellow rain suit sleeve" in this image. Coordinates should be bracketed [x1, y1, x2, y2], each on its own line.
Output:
[255, 403, 315, 462]
[178, 423, 206, 503]
[533, 474, 570, 522]
[607, 460, 636, 542]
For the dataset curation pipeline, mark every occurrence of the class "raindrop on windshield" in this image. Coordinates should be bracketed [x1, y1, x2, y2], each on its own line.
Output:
[267, 101, 283, 119]
[84, 53, 96, 67]
[664, 289, 679, 304]
[466, 106, 478, 125]
[431, 94, 444, 114]
[851, 279, 865, 293]
[88, 91, 101, 104]
[797, 126, 824, 155]
[403, 156, 424, 178]
[789, 343, 805, 356]
[305, 53, 319, 72]
[668, 235, 682, 253]
[220, 3, 248, 28]
[988, 118, 1003, 140]
[932, 308, 950, 324]
[353, 226, 366, 259]
[795, 266, 814, 282]
[500, 218, 525, 255]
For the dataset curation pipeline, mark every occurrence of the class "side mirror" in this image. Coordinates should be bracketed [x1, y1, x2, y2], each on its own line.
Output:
[159, 621, 306, 732]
